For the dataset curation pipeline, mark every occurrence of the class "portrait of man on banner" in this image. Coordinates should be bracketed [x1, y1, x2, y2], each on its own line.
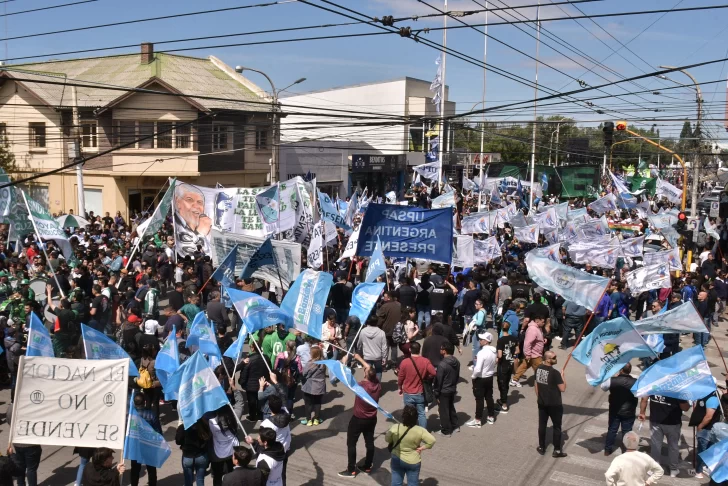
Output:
[174, 183, 212, 257]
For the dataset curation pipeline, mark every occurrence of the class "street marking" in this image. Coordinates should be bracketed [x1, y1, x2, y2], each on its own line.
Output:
[565, 454, 610, 470]
[549, 471, 602, 486]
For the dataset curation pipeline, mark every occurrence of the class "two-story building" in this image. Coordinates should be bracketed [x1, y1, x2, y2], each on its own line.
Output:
[0, 43, 277, 218]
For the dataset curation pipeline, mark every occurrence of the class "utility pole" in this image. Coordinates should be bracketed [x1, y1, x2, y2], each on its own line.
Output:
[477, 0, 488, 210]
[437, 0, 448, 188]
[71, 86, 85, 218]
[528, 0, 540, 209]
[554, 122, 560, 167]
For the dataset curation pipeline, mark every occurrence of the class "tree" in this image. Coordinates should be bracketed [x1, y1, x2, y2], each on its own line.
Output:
[0, 137, 17, 175]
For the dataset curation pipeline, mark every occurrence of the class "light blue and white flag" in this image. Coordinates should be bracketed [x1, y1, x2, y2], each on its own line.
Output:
[533, 242, 561, 262]
[124, 392, 171, 468]
[175, 351, 230, 429]
[365, 237, 386, 283]
[566, 207, 587, 221]
[532, 207, 559, 230]
[542, 229, 559, 245]
[625, 263, 671, 295]
[633, 302, 708, 334]
[156, 327, 179, 390]
[431, 191, 456, 209]
[699, 438, 728, 483]
[514, 223, 539, 244]
[26, 313, 54, 357]
[413, 161, 440, 181]
[631, 345, 717, 400]
[210, 244, 239, 308]
[621, 235, 645, 258]
[227, 287, 293, 334]
[489, 186, 502, 206]
[349, 282, 385, 324]
[462, 176, 478, 193]
[385, 191, 397, 204]
[240, 238, 277, 281]
[344, 191, 359, 228]
[318, 189, 351, 230]
[186, 312, 223, 369]
[223, 321, 249, 362]
[280, 269, 333, 340]
[572, 317, 656, 386]
[554, 202, 568, 220]
[81, 324, 139, 376]
[525, 252, 610, 311]
[318, 359, 393, 419]
[643, 248, 682, 271]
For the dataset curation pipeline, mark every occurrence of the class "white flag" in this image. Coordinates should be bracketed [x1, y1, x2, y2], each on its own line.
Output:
[656, 178, 683, 205]
[643, 248, 682, 271]
[473, 236, 500, 264]
[625, 263, 671, 294]
[514, 223, 540, 244]
[307, 221, 324, 269]
[588, 193, 618, 215]
[532, 207, 559, 230]
[413, 162, 440, 181]
[621, 235, 645, 257]
[337, 224, 361, 261]
[452, 235, 474, 268]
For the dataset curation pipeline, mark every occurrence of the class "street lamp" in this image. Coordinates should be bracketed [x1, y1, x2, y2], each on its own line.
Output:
[234, 66, 306, 183]
[659, 65, 702, 216]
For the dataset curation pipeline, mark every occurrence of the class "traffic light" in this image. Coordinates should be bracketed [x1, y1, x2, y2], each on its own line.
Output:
[603, 121, 614, 147]
[674, 211, 687, 231]
[615, 121, 628, 131]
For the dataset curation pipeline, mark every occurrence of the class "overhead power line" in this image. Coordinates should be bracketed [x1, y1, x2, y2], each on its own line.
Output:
[0, 0, 98, 18]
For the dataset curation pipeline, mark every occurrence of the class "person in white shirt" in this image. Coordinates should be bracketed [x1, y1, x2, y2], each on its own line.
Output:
[605, 431, 664, 486]
[465, 332, 497, 428]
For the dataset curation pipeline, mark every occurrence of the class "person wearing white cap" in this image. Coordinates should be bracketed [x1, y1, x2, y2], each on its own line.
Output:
[465, 331, 497, 428]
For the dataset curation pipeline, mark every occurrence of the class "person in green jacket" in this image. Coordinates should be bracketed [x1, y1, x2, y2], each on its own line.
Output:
[262, 324, 297, 366]
[385, 405, 436, 485]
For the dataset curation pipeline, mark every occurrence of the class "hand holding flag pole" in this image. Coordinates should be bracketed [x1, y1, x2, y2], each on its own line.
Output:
[561, 287, 609, 374]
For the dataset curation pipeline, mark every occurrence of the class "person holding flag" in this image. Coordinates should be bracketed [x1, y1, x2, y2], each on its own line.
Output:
[689, 392, 723, 479]
[125, 392, 167, 486]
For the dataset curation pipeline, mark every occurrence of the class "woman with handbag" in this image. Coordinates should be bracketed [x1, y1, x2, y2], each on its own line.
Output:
[385, 405, 436, 486]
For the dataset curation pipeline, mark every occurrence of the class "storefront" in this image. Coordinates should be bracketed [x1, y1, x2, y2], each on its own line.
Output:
[350, 154, 406, 197]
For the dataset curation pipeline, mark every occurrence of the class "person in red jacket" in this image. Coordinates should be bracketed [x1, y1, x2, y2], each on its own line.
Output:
[397, 341, 436, 429]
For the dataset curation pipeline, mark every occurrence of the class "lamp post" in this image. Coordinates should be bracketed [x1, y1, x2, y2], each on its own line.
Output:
[234, 66, 306, 183]
[659, 66, 702, 216]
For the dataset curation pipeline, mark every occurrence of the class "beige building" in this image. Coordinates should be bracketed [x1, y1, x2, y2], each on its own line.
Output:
[0, 43, 277, 219]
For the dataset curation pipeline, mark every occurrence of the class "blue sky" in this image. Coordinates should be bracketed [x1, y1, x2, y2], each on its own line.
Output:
[4, 0, 728, 138]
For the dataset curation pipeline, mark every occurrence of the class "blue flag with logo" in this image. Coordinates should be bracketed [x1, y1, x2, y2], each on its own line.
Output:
[211, 244, 239, 308]
[349, 282, 385, 324]
[226, 288, 293, 334]
[631, 345, 717, 400]
[186, 312, 222, 369]
[572, 317, 656, 386]
[699, 438, 728, 483]
[318, 190, 351, 230]
[26, 313, 54, 357]
[318, 359, 393, 419]
[124, 393, 171, 468]
[156, 326, 179, 391]
[365, 236, 386, 283]
[254, 184, 280, 226]
[81, 324, 139, 376]
[240, 238, 277, 281]
[280, 269, 333, 340]
[223, 321, 249, 361]
[356, 204, 453, 264]
[173, 351, 230, 429]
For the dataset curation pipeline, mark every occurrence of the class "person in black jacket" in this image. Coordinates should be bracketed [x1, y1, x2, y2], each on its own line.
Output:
[206, 291, 230, 330]
[240, 344, 270, 422]
[175, 420, 210, 486]
[658, 298, 680, 359]
[434, 341, 460, 436]
[222, 446, 268, 486]
[600, 363, 637, 455]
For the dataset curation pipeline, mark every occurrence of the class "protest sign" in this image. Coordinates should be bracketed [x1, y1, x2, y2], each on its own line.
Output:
[356, 204, 453, 264]
[452, 235, 474, 268]
[23, 191, 73, 258]
[10, 356, 128, 449]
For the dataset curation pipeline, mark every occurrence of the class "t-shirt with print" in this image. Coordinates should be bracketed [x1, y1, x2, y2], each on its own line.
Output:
[648, 395, 687, 426]
[497, 335, 518, 365]
[535, 364, 563, 407]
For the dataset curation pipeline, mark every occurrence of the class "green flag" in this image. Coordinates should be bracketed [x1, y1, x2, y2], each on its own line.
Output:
[136, 178, 176, 239]
[629, 177, 657, 196]
[23, 190, 73, 258]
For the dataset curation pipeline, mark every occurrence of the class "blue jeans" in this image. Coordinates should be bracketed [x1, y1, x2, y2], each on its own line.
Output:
[694, 318, 711, 348]
[417, 306, 431, 329]
[182, 454, 208, 486]
[391, 455, 421, 486]
[604, 414, 635, 452]
[472, 333, 482, 364]
[13, 445, 41, 486]
[75, 456, 88, 486]
[403, 393, 427, 429]
[696, 431, 711, 474]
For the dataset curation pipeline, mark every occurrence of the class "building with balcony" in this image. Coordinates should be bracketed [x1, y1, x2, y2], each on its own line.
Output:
[0, 43, 276, 218]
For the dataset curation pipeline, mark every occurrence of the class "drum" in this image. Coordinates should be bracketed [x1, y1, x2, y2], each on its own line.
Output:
[29, 278, 48, 305]
[44, 299, 60, 325]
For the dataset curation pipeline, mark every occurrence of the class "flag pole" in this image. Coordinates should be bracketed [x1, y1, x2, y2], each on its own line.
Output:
[711, 334, 728, 375]
[230, 329, 247, 383]
[228, 403, 250, 445]
[250, 334, 274, 375]
[20, 191, 65, 299]
[561, 287, 608, 373]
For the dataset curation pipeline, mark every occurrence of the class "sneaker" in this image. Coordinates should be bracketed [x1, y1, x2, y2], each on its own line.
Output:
[356, 462, 372, 474]
[313, 419, 322, 426]
[554, 336, 562, 341]
[536, 447, 545, 456]
[500, 405, 509, 413]
[465, 419, 482, 428]
[510, 380, 522, 388]
[300, 418, 309, 425]
[670, 470, 679, 478]
[468, 365, 474, 371]
[306, 420, 313, 427]
[337, 470, 358, 478]
[290, 413, 296, 420]
[695, 473, 704, 479]
[552, 451, 567, 458]
[436, 430, 452, 437]
[486, 417, 495, 425]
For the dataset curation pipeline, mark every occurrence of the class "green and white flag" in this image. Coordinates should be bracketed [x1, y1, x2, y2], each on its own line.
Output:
[0, 168, 13, 222]
[137, 178, 176, 239]
[8, 188, 33, 240]
[22, 190, 72, 258]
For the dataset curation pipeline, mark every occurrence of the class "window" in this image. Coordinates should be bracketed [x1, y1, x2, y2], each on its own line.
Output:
[157, 122, 173, 149]
[175, 123, 191, 149]
[255, 129, 269, 150]
[212, 122, 232, 151]
[81, 122, 97, 148]
[116, 121, 136, 146]
[29, 122, 46, 148]
[409, 126, 423, 152]
[138, 122, 155, 149]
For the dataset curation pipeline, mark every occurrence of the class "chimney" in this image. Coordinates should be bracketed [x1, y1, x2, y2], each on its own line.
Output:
[141, 42, 154, 64]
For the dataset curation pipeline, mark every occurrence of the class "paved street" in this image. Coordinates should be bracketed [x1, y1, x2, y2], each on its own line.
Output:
[1, 314, 725, 486]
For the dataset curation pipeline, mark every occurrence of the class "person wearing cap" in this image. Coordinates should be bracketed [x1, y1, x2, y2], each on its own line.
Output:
[466, 332, 497, 428]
